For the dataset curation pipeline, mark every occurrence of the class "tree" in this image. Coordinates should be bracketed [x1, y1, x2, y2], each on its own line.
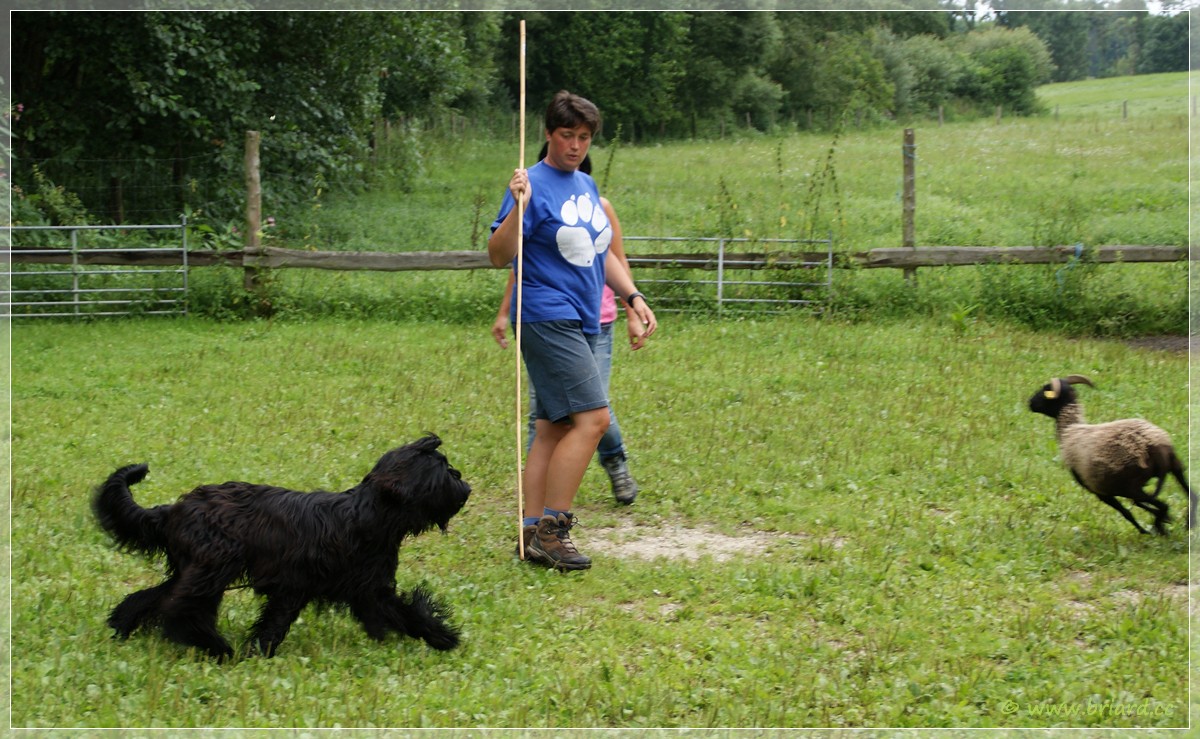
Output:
[768, 13, 824, 125]
[1001, 9, 1091, 81]
[11, 11, 487, 225]
[12, 12, 260, 222]
[676, 12, 782, 137]
[378, 13, 501, 120]
[996, 4, 1185, 80]
[500, 12, 688, 142]
[1138, 11, 1188, 74]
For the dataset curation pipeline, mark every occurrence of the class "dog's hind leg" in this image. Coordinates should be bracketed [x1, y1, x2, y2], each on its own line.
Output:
[108, 579, 175, 638]
[249, 593, 309, 657]
[159, 566, 236, 660]
[377, 587, 460, 651]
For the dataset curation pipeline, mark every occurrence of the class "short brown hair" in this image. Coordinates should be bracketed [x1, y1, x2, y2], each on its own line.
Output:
[544, 90, 602, 137]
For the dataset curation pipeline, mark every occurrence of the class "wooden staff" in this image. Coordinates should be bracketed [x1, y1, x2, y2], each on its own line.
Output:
[515, 19, 527, 560]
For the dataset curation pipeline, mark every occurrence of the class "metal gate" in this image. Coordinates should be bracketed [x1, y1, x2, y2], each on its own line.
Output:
[3, 221, 189, 318]
[625, 234, 834, 313]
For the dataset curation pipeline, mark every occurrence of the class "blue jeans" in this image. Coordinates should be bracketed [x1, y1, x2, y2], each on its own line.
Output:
[527, 322, 626, 460]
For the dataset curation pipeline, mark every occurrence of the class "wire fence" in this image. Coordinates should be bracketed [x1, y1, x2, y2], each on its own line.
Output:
[13, 154, 232, 225]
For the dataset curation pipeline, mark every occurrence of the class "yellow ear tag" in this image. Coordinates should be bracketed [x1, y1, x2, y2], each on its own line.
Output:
[1043, 390, 1057, 399]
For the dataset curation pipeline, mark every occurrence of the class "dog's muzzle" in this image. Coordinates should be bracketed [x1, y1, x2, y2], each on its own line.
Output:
[439, 480, 471, 534]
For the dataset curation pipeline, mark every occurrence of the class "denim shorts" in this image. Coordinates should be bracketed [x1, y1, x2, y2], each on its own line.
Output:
[520, 319, 608, 424]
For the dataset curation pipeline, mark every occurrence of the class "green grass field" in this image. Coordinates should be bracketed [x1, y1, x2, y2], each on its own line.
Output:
[1036, 71, 1189, 119]
[273, 72, 1187, 253]
[6, 72, 1193, 730]
[9, 317, 1191, 729]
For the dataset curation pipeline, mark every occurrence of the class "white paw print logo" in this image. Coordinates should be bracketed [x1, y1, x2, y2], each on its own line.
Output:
[556, 193, 612, 267]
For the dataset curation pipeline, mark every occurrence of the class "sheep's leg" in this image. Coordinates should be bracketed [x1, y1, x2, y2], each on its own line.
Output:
[1155, 444, 1195, 531]
[1169, 467, 1194, 530]
[1096, 495, 1150, 535]
[1130, 493, 1170, 536]
[1071, 471, 1150, 534]
[1150, 474, 1167, 497]
[1138, 473, 1173, 534]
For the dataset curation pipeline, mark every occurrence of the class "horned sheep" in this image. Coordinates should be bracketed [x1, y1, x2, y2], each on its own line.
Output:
[1028, 374, 1194, 536]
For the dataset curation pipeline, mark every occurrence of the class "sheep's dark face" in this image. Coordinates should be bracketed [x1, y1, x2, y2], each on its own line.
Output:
[1028, 379, 1076, 418]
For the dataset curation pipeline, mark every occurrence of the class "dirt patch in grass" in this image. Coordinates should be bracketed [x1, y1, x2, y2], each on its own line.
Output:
[586, 523, 822, 562]
[1123, 335, 1191, 353]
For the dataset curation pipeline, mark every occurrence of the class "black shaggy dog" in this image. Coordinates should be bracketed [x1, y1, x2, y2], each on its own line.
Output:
[92, 433, 470, 660]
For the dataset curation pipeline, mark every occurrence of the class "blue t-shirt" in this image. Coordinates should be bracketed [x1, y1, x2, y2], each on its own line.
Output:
[491, 161, 611, 334]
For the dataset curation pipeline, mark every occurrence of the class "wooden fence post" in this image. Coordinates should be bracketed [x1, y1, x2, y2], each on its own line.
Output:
[902, 128, 916, 283]
[244, 130, 264, 297]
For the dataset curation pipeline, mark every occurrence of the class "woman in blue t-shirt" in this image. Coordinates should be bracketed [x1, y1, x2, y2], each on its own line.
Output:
[491, 145, 646, 506]
[489, 91, 657, 570]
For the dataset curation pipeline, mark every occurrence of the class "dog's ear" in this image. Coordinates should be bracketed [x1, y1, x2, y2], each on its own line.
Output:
[361, 434, 469, 534]
[414, 433, 442, 452]
[364, 434, 450, 494]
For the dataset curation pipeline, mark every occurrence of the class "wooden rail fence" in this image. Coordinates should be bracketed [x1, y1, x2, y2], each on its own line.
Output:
[5, 244, 1188, 272]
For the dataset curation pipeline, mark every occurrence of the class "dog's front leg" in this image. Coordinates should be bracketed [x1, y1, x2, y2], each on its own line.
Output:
[250, 593, 310, 657]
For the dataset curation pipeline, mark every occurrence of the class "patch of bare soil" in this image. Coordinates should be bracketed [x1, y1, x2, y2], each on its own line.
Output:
[1123, 336, 1191, 353]
[585, 523, 824, 562]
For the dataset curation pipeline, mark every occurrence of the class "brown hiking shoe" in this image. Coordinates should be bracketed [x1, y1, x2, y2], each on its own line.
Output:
[525, 513, 592, 570]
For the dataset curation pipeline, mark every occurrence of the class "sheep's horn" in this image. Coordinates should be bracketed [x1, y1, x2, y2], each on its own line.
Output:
[1044, 377, 1062, 399]
[1064, 374, 1094, 388]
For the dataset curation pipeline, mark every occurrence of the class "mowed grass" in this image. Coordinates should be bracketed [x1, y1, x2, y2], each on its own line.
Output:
[9, 316, 1190, 729]
[1036, 71, 1189, 119]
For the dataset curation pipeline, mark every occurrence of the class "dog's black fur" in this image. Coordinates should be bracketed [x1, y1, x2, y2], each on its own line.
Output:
[92, 433, 470, 660]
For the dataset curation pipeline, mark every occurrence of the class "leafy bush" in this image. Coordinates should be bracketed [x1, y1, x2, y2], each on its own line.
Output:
[731, 74, 785, 132]
[809, 31, 895, 124]
[10, 165, 93, 227]
[954, 27, 1053, 114]
[895, 32, 970, 115]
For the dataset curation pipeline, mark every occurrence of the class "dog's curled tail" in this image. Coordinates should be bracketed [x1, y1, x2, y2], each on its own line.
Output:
[92, 463, 169, 556]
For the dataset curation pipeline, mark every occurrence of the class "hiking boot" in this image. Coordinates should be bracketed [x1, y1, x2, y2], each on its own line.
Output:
[525, 513, 592, 570]
[601, 454, 638, 505]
